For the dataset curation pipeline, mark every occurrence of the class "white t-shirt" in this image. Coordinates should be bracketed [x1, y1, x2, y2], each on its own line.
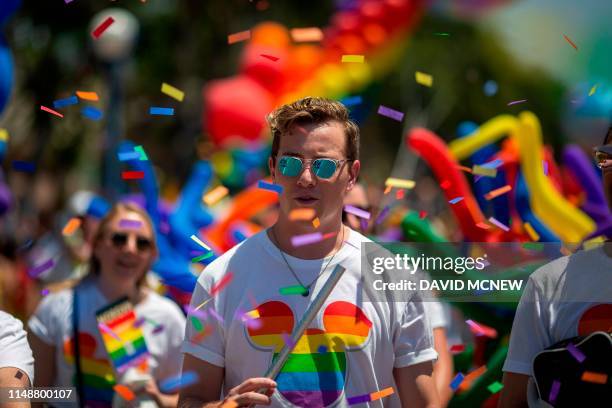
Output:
[503, 245, 612, 376]
[0, 311, 35, 383]
[182, 228, 438, 408]
[28, 277, 186, 407]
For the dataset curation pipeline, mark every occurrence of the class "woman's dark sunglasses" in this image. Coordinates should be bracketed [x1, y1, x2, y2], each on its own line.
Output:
[278, 155, 352, 179]
[110, 232, 153, 252]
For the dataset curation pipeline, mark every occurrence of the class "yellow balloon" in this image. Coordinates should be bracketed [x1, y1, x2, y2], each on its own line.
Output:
[449, 115, 519, 161]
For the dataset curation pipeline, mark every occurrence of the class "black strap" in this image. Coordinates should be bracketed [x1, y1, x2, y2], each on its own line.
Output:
[72, 288, 85, 408]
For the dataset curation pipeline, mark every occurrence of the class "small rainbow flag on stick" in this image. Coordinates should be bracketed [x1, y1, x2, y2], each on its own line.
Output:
[96, 298, 150, 373]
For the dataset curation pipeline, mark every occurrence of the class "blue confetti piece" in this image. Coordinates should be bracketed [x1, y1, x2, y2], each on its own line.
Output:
[118, 151, 141, 161]
[317, 345, 327, 353]
[53, 95, 79, 109]
[347, 393, 371, 405]
[159, 371, 198, 393]
[450, 373, 464, 391]
[12, 160, 36, 173]
[341, 96, 362, 106]
[149, 107, 174, 116]
[258, 180, 283, 194]
[81, 106, 103, 121]
[448, 197, 464, 204]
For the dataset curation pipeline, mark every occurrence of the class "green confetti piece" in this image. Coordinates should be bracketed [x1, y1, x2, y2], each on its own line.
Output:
[191, 252, 214, 263]
[279, 285, 309, 296]
[191, 316, 203, 332]
[134, 145, 148, 161]
[487, 381, 504, 394]
[522, 242, 544, 251]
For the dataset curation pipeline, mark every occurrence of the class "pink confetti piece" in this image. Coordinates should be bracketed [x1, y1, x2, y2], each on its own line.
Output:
[377, 105, 404, 122]
[488, 217, 510, 232]
[92, 17, 115, 39]
[40, 105, 64, 118]
[466, 319, 498, 338]
[291, 232, 323, 247]
[210, 272, 234, 296]
[99, 323, 122, 341]
[343, 205, 371, 220]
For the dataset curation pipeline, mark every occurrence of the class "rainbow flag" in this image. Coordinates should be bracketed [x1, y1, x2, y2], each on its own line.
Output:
[96, 297, 149, 373]
[247, 300, 372, 407]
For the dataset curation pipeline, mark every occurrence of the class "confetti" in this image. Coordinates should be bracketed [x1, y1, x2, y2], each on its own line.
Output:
[507, 99, 527, 106]
[76, 91, 99, 101]
[12, 160, 36, 173]
[450, 344, 465, 353]
[92, 17, 115, 39]
[377, 105, 404, 122]
[395, 189, 405, 199]
[434, 32, 450, 36]
[458, 365, 487, 391]
[487, 381, 503, 394]
[562, 34, 578, 51]
[149, 107, 174, 116]
[121, 171, 145, 180]
[549, 380, 560, 403]
[588, 84, 598, 96]
[28, 258, 55, 278]
[312, 217, 320, 228]
[41, 289, 50, 296]
[341, 55, 365, 63]
[40, 105, 64, 118]
[456, 165, 472, 173]
[419, 210, 427, 219]
[257, 180, 283, 194]
[279, 285, 309, 296]
[191, 252, 214, 263]
[134, 145, 148, 160]
[374, 206, 391, 225]
[98, 323, 122, 342]
[119, 219, 143, 229]
[347, 393, 371, 405]
[484, 185, 512, 200]
[472, 165, 497, 178]
[566, 343, 585, 363]
[466, 319, 498, 338]
[245, 309, 260, 319]
[228, 30, 251, 44]
[190, 315, 204, 332]
[203, 186, 229, 206]
[370, 387, 394, 401]
[118, 151, 141, 161]
[161, 82, 185, 102]
[450, 373, 465, 391]
[62, 217, 82, 236]
[488, 217, 509, 232]
[449, 197, 464, 205]
[114, 385, 135, 401]
[82, 106, 103, 121]
[341, 96, 362, 106]
[581, 371, 607, 384]
[53, 95, 78, 109]
[415, 71, 433, 87]
[159, 371, 198, 393]
[291, 232, 323, 247]
[0, 129, 8, 141]
[344, 205, 371, 220]
[260, 54, 279, 61]
[524, 222, 540, 241]
[208, 309, 224, 323]
[289, 208, 316, 221]
[210, 272, 234, 296]
[384, 177, 415, 189]
[190, 234, 212, 251]
[192, 298, 213, 313]
[317, 345, 327, 353]
[290, 27, 324, 42]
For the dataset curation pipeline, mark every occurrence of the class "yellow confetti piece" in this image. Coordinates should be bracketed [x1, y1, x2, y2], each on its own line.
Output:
[190, 234, 211, 251]
[62, 217, 82, 236]
[523, 222, 540, 242]
[415, 71, 433, 87]
[472, 165, 497, 177]
[290, 27, 324, 42]
[289, 208, 316, 221]
[76, 91, 99, 101]
[228, 30, 251, 44]
[161, 82, 185, 102]
[384, 177, 416, 189]
[588, 84, 598, 96]
[245, 309, 260, 319]
[341, 55, 365, 63]
[312, 217, 320, 228]
[203, 185, 229, 206]
[0, 129, 8, 142]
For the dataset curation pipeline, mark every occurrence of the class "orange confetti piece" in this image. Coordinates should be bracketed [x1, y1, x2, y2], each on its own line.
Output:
[476, 222, 491, 230]
[581, 371, 607, 384]
[456, 165, 472, 173]
[113, 384, 135, 401]
[203, 185, 229, 206]
[312, 217, 320, 228]
[484, 185, 512, 201]
[458, 365, 487, 391]
[290, 27, 324, 42]
[62, 217, 82, 236]
[76, 91, 99, 101]
[289, 208, 316, 221]
[562, 34, 578, 51]
[370, 387, 394, 401]
[383, 185, 392, 195]
[228, 30, 251, 44]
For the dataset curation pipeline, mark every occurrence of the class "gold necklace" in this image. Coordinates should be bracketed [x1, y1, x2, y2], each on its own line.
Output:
[271, 226, 345, 297]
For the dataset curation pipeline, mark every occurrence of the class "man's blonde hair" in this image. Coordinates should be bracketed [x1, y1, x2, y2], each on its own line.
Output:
[267, 96, 360, 162]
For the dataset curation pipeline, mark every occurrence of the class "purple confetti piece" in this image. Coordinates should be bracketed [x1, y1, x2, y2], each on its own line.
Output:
[184, 305, 208, 320]
[119, 219, 143, 229]
[507, 99, 528, 106]
[488, 217, 510, 232]
[543, 160, 549, 176]
[374, 205, 391, 225]
[347, 393, 371, 405]
[359, 218, 368, 232]
[134, 317, 146, 328]
[281, 332, 296, 349]
[241, 314, 262, 330]
[450, 373, 465, 390]
[377, 105, 404, 122]
[28, 258, 55, 278]
[41, 289, 50, 296]
[566, 343, 586, 363]
[152, 324, 165, 334]
[291, 232, 323, 247]
[549, 380, 561, 403]
[344, 205, 371, 220]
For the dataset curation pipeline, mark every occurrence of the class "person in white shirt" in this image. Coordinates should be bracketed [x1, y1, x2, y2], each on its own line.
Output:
[179, 97, 440, 408]
[0, 310, 34, 408]
[499, 127, 612, 407]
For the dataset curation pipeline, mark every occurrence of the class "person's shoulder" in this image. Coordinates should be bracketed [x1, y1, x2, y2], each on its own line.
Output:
[0, 311, 25, 334]
[36, 287, 73, 311]
[142, 291, 185, 324]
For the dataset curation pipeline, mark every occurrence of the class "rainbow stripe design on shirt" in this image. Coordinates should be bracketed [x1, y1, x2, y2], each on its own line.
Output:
[96, 298, 149, 373]
[247, 300, 372, 407]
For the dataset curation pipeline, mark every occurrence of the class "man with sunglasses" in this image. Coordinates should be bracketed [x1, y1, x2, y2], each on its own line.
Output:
[180, 97, 440, 407]
[500, 126, 612, 407]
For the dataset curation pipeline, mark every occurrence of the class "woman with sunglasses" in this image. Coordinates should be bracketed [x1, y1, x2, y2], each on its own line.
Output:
[28, 202, 186, 408]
